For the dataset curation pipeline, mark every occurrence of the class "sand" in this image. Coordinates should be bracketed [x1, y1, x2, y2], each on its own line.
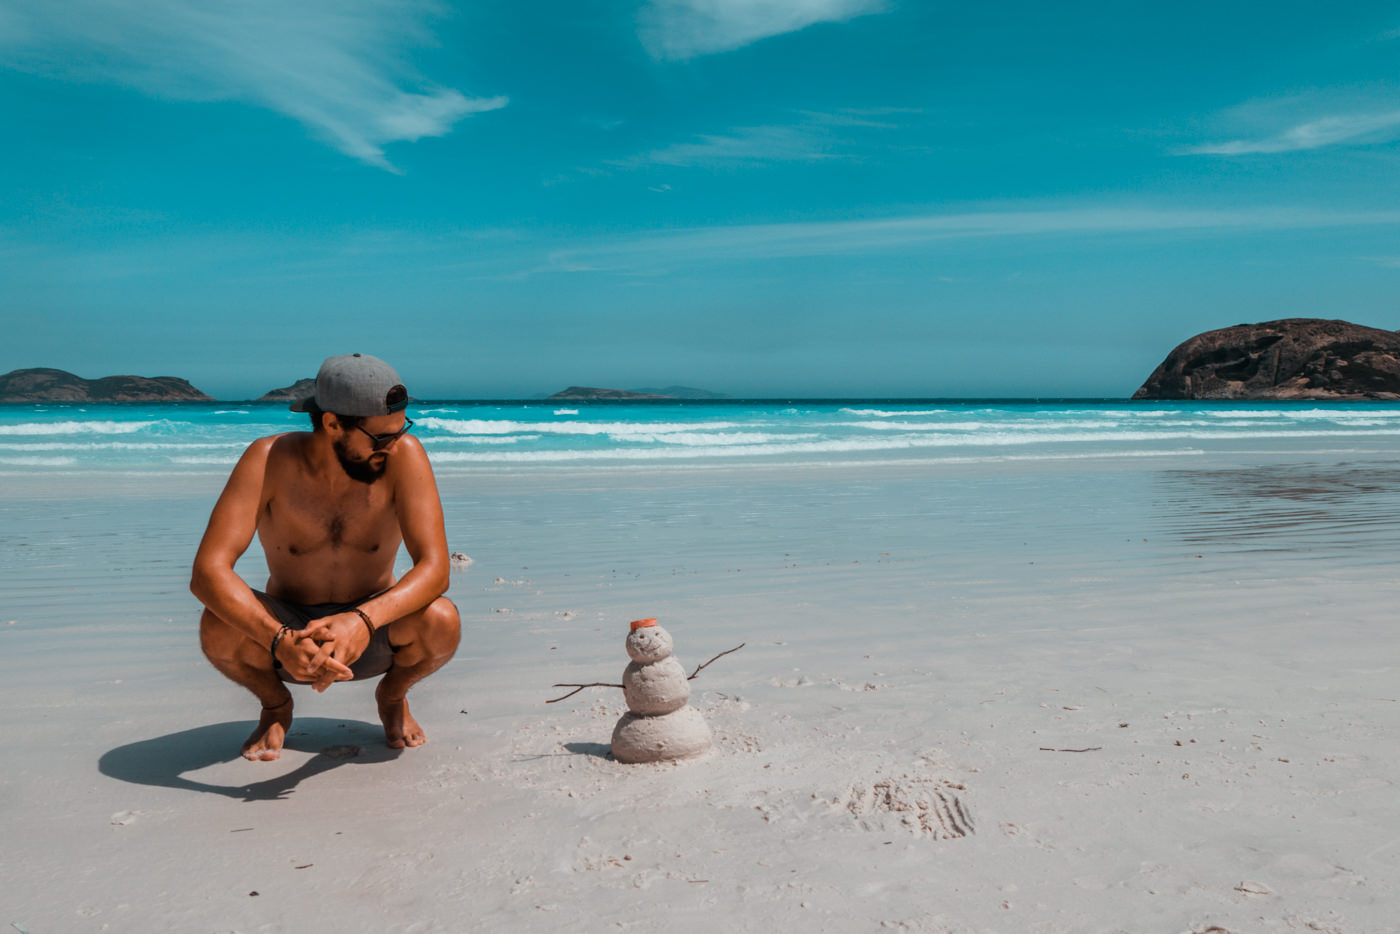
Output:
[2, 449, 1398, 932]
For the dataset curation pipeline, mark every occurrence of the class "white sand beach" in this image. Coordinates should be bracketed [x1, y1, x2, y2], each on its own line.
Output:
[3, 448, 1398, 933]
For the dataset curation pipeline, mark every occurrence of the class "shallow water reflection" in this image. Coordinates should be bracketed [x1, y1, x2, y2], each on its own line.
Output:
[1151, 462, 1400, 558]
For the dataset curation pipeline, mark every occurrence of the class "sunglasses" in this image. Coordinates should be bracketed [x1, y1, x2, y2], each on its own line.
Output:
[354, 417, 413, 450]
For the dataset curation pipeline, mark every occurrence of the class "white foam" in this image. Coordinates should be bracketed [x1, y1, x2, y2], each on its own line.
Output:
[428, 435, 538, 446]
[0, 441, 241, 452]
[0, 456, 78, 466]
[839, 408, 951, 417]
[0, 420, 162, 436]
[169, 455, 242, 465]
[417, 417, 747, 437]
[554, 409, 579, 416]
[421, 426, 1400, 464]
[610, 431, 816, 447]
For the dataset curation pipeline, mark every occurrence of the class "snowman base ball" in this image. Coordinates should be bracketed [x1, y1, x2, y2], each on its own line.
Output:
[611, 706, 712, 763]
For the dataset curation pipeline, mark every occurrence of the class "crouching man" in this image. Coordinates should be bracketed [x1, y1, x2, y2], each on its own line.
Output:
[191, 353, 460, 760]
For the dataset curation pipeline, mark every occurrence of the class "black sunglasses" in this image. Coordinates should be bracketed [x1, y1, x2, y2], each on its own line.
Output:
[354, 417, 413, 450]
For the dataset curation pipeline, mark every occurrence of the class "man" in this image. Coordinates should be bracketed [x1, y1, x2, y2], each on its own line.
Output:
[192, 353, 460, 761]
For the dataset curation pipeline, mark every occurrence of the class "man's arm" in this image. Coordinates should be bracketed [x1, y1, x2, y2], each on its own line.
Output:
[363, 434, 452, 626]
[191, 437, 351, 684]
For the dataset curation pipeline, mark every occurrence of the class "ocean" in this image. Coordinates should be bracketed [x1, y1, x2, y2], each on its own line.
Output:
[4, 399, 1400, 473]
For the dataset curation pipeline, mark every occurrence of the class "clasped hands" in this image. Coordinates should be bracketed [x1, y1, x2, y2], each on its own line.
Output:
[272, 612, 369, 692]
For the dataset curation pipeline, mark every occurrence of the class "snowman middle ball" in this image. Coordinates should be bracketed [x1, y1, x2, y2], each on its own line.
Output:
[622, 656, 689, 715]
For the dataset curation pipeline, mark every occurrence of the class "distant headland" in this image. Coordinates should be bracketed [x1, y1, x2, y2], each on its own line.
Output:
[257, 378, 316, 402]
[0, 368, 213, 403]
[1133, 318, 1400, 401]
[547, 386, 730, 401]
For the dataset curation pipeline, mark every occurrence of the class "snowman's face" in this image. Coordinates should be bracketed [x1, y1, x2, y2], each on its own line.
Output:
[625, 625, 674, 663]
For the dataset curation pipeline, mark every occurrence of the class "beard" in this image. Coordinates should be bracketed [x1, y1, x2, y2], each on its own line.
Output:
[333, 438, 387, 484]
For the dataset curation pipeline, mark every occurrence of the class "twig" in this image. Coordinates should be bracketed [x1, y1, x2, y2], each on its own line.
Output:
[546, 642, 746, 704]
[1038, 746, 1102, 753]
[546, 682, 622, 704]
[689, 643, 746, 680]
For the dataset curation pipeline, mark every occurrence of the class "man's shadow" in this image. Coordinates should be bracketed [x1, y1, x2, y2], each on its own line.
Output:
[99, 717, 399, 801]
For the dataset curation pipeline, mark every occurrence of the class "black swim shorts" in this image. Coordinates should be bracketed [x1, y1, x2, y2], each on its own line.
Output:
[254, 590, 396, 684]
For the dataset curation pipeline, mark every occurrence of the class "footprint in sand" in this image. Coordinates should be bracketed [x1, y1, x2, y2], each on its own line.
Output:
[110, 810, 139, 826]
[320, 744, 362, 760]
[840, 777, 973, 839]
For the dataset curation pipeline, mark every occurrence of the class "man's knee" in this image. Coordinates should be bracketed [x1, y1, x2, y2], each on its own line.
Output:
[417, 597, 460, 656]
[199, 608, 252, 664]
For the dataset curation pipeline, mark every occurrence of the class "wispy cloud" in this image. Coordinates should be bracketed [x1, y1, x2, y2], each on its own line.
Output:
[546, 205, 1400, 270]
[611, 123, 840, 168]
[638, 0, 887, 61]
[1182, 109, 1400, 155]
[609, 107, 907, 169]
[0, 0, 506, 171]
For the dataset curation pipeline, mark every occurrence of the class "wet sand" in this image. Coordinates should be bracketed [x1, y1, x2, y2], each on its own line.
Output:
[2, 448, 1397, 932]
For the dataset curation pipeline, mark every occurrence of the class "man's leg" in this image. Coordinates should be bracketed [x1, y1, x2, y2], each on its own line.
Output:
[199, 609, 294, 761]
[376, 596, 461, 748]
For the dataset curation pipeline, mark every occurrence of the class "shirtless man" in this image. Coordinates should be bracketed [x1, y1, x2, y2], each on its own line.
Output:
[191, 353, 460, 760]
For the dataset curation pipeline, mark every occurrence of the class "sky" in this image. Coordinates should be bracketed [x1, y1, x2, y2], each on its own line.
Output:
[3, 1, 1400, 399]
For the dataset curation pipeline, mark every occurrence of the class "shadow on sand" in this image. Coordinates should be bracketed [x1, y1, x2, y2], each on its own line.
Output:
[98, 717, 399, 801]
[563, 741, 613, 759]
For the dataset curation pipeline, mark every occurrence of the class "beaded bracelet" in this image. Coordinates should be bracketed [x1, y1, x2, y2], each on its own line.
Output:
[269, 624, 291, 663]
[353, 607, 376, 638]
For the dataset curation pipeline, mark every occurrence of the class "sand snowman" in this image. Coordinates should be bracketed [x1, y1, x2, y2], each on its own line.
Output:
[611, 619, 712, 763]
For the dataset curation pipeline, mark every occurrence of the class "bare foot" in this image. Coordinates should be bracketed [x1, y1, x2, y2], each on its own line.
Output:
[376, 687, 425, 749]
[242, 698, 293, 761]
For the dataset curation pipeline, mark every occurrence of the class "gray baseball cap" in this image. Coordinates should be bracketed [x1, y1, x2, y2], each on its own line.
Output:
[290, 353, 409, 416]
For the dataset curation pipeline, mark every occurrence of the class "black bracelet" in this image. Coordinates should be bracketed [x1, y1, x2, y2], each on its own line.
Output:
[269, 624, 291, 662]
[353, 607, 376, 638]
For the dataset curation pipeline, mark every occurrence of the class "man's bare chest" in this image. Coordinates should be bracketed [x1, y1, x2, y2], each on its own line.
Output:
[259, 480, 399, 558]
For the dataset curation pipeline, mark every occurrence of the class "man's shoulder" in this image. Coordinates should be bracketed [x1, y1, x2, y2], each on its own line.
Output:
[237, 432, 306, 468]
[254, 431, 308, 452]
[387, 435, 441, 489]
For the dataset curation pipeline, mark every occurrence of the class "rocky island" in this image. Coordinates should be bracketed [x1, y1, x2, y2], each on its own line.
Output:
[1133, 318, 1400, 401]
[0, 368, 213, 403]
[549, 386, 670, 401]
[257, 378, 315, 402]
[548, 385, 728, 401]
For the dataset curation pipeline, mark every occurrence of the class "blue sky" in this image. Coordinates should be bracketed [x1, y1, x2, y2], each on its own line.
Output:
[3, 1, 1400, 399]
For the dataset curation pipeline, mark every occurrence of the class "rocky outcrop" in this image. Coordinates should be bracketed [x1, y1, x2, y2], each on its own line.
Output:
[0, 368, 213, 403]
[257, 378, 315, 402]
[1133, 319, 1400, 400]
[630, 386, 732, 400]
[548, 386, 672, 400]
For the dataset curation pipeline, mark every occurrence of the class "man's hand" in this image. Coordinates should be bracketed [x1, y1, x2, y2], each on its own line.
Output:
[297, 612, 373, 692]
[272, 624, 355, 691]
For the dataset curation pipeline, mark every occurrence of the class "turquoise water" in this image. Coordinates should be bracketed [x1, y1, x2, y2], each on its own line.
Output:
[5, 399, 1400, 472]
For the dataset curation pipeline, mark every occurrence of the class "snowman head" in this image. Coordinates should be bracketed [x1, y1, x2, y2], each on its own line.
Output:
[625, 618, 674, 663]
